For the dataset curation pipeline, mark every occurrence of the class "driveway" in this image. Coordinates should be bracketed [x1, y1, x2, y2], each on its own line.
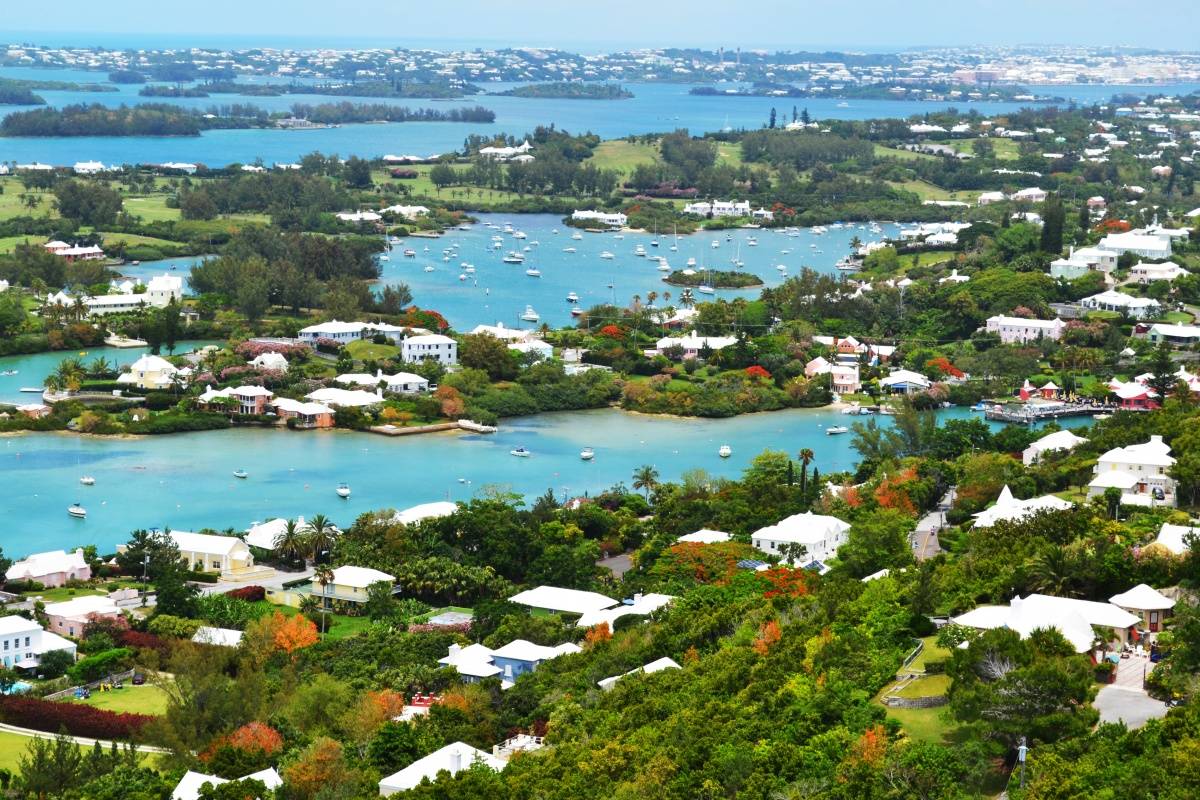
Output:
[1094, 685, 1167, 730]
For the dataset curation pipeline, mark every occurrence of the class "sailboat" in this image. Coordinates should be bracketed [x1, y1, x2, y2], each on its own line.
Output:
[650, 222, 659, 248]
[669, 224, 678, 252]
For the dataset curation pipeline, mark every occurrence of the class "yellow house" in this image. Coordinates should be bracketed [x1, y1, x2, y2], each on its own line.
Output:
[168, 531, 272, 581]
[310, 565, 395, 608]
[117, 354, 183, 391]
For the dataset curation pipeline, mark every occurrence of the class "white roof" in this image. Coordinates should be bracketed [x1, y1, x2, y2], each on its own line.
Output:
[880, 369, 931, 389]
[598, 656, 682, 690]
[576, 593, 675, 628]
[509, 586, 617, 615]
[272, 398, 335, 416]
[378, 742, 504, 794]
[1149, 323, 1200, 339]
[752, 511, 850, 545]
[1027, 429, 1086, 454]
[250, 352, 288, 369]
[393, 501, 458, 525]
[656, 331, 737, 351]
[169, 531, 246, 556]
[127, 354, 177, 373]
[1098, 436, 1175, 468]
[299, 320, 367, 335]
[490, 639, 582, 662]
[1109, 584, 1175, 611]
[0, 616, 42, 636]
[972, 486, 1073, 528]
[676, 529, 731, 544]
[953, 593, 1138, 652]
[405, 334, 456, 345]
[1155, 522, 1197, 555]
[469, 323, 529, 342]
[43, 595, 119, 619]
[1089, 471, 1141, 489]
[6, 549, 87, 581]
[192, 626, 244, 647]
[329, 565, 394, 588]
[988, 315, 1063, 329]
[305, 387, 381, 407]
[172, 768, 281, 800]
[244, 517, 311, 550]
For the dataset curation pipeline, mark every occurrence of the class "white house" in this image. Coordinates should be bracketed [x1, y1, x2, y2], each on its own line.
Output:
[1098, 232, 1173, 261]
[298, 320, 369, 343]
[305, 387, 383, 408]
[335, 211, 382, 223]
[1154, 522, 1198, 555]
[571, 210, 627, 227]
[6, 549, 90, 588]
[1109, 584, 1175, 633]
[977, 191, 1007, 206]
[249, 352, 289, 372]
[575, 593, 675, 629]
[683, 200, 752, 218]
[1146, 323, 1200, 347]
[655, 331, 737, 359]
[117, 354, 182, 391]
[879, 369, 932, 393]
[73, 160, 107, 175]
[78, 274, 183, 316]
[972, 485, 1074, 527]
[402, 334, 458, 366]
[0, 616, 77, 670]
[378, 743, 505, 796]
[1011, 187, 1048, 203]
[985, 315, 1065, 344]
[509, 339, 554, 360]
[393, 501, 459, 526]
[1080, 291, 1160, 319]
[952, 593, 1139, 652]
[1023, 430, 1087, 465]
[192, 626, 244, 647]
[1088, 435, 1176, 507]
[751, 511, 851, 567]
[1130, 261, 1189, 284]
[508, 586, 617, 617]
[469, 323, 530, 343]
[171, 768, 281, 800]
[676, 529, 731, 544]
[244, 517, 314, 551]
[1050, 246, 1118, 280]
[336, 370, 429, 394]
[168, 531, 257, 575]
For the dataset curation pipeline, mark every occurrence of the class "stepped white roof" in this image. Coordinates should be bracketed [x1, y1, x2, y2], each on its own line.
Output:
[378, 743, 504, 795]
[677, 529, 731, 544]
[1155, 522, 1198, 555]
[169, 531, 245, 555]
[509, 586, 617, 615]
[393, 501, 458, 525]
[972, 485, 1074, 528]
[1109, 584, 1174, 611]
[576, 593, 675, 628]
[6, 549, 87, 581]
[752, 511, 850, 545]
[328, 565, 394, 588]
[953, 593, 1138, 652]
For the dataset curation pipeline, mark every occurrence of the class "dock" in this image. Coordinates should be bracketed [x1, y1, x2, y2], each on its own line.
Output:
[368, 419, 498, 437]
[983, 403, 1115, 424]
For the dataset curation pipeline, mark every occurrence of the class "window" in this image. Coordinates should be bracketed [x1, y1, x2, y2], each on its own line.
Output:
[212, 560, 221, 570]
[3, 641, 7, 651]
[23, 637, 29, 647]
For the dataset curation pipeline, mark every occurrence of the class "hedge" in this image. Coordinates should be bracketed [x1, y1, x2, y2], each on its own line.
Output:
[225, 585, 266, 602]
[188, 571, 220, 584]
[0, 695, 154, 740]
[68, 647, 133, 683]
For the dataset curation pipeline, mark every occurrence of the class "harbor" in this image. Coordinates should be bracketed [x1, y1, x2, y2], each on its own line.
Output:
[983, 401, 1117, 424]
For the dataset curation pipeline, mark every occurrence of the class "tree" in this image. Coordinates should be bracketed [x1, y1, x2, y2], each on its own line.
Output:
[1147, 342, 1176, 400]
[18, 731, 84, 799]
[838, 509, 916, 578]
[154, 562, 199, 617]
[459, 333, 518, 381]
[343, 156, 372, 189]
[632, 464, 659, 498]
[274, 611, 319, 656]
[798, 448, 814, 493]
[273, 519, 308, 566]
[1039, 193, 1065, 255]
[367, 721, 435, 773]
[281, 737, 349, 800]
[363, 580, 397, 622]
[305, 514, 338, 563]
[429, 163, 458, 194]
[53, 180, 122, 226]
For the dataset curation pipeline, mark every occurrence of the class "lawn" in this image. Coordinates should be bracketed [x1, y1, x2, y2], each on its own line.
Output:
[98, 232, 184, 249]
[1163, 310, 1194, 324]
[941, 137, 1020, 161]
[894, 673, 952, 698]
[588, 139, 661, 175]
[67, 684, 169, 716]
[908, 636, 951, 671]
[267, 601, 376, 641]
[888, 179, 977, 203]
[0, 730, 97, 772]
[0, 234, 48, 254]
[873, 144, 938, 162]
[345, 339, 400, 361]
[715, 142, 744, 168]
[120, 194, 180, 223]
[884, 705, 960, 744]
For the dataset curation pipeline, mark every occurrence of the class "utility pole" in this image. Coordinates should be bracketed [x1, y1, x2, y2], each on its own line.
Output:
[1017, 737, 1028, 789]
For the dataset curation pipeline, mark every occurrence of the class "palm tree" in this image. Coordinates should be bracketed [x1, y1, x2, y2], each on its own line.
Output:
[798, 448, 814, 493]
[632, 464, 660, 499]
[305, 514, 338, 563]
[298, 594, 319, 621]
[274, 519, 308, 567]
[679, 288, 696, 309]
[88, 357, 112, 378]
[313, 565, 335, 635]
[1027, 545, 1079, 597]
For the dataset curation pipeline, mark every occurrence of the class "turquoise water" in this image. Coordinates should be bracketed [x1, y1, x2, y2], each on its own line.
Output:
[0, 406, 1089, 555]
[3, 70, 1195, 166]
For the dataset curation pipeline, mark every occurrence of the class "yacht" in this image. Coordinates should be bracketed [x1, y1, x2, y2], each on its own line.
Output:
[512, 231, 527, 239]
[580, 447, 595, 461]
[458, 273, 468, 281]
[233, 469, 249, 479]
[562, 246, 576, 253]
[657, 259, 670, 272]
[510, 446, 531, 458]
[710, 240, 720, 249]
[79, 476, 95, 486]
[599, 251, 615, 260]
[566, 291, 580, 303]
[503, 223, 514, 233]
[379, 254, 389, 262]
[521, 305, 540, 322]
[697, 284, 715, 295]
[403, 249, 416, 258]
[826, 426, 850, 436]
[634, 244, 646, 257]
[686, 257, 697, 267]
[570, 307, 584, 317]
[571, 231, 583, 240]
[68, 504, 87, 519]
[336, 483, 351, 498]
[718, 445, 732, 458]
[746, 236, 758, 247]
[464, 265, 475, 274]
[525, 267, 542, 277]
[502, 252, 525, 264]
[423, 265, 435, 272]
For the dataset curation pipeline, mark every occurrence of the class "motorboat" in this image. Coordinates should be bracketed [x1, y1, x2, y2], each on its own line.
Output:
[19, 387, 41, 393]
[233, 469, 249, 479]
[403, 249, 416, 258]
[657, 259, 670, 272]
[525, 268, 542, 277]
[686, 257, 696, 267]
[563, 247, 577, 253]
[68, 504, 87, 519]
[79, 476, 95, 486]
[379, 254, 390, 261]
[423, 265, 435, 272]
[711, 240, 720, 249]
[513, 231, 527, 239]
[747, 237, 758, 247]
[566, 292, 579, 303]
[634, 244, 646, 257]
[571, 231, 583, 240]
[464, 265, 475, 274]
[570, 307, 584, 317]
[521, 305, 540, 322]
[336, 483, 351, 498]
[510, 446, 531, 458]
[826, 426, 850, 436]
[502, 252, 525, 264]
[600, 251, 615, 260]
[580, 447, 595, 461]
[458, 273, 468, 281]
[718, 445, 732, 458]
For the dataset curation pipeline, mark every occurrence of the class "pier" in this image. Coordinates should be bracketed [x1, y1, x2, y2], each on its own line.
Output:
[983, 403, 1115, 424]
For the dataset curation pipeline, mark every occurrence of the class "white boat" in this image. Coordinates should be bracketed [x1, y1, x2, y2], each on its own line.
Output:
[571, 231, 583, 240]
[841, 405, 861, 415]
[718, 445, 732, 458]
[379, 255, 390, 262]
[686, 257, 696, 267]
[580, 447, 595, 461]
[521, 305, 540, 322]
[525, 268, 542, 277]
[711, 240, 720, 249]
[570, 307, 584, 317]
[566, 292, 579, 303]
[502, 252, 525, 264]
[423, 265, 435, 272]
[826, 426, 850, 436]
[600, 251, 615, 260]
[336, 483, 351, 498]
[563, 247, 576, 253]
[458, 273, 468, 281]
[746, 237, 758, 247]
[68, 504, 87, 519]
[510, 447, 531, 458]
[79, 476, 95, 486]
[657, 259, 670, 272]
[19, 387, 41, 393]
[634, 244, 646, 257]
[233, 469, 249, 479]
[513, 231, 527, 239]
[697, 284, 715, 295]
[464, 265, 475, 274]
[403, 249, 416, 258]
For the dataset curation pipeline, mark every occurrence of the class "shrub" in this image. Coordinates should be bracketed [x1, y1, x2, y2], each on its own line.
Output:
[225, 585, 266, 602]
[147, 614, 201, 639]
[118, 630, 169, 655]
[188, 570, 220, 584]
[68, 647, 133, 683]
[3, 580, 45, 594]
[0, 695, 153, 740]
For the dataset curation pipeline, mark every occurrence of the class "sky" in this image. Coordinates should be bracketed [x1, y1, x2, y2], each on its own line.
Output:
[6, 0, 1200, 52]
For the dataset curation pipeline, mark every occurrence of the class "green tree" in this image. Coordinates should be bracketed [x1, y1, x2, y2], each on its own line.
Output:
[18, 732, 84, 799]
[1039, 193, 1065, 254]
[459, 333, 518, 381]
[632, 464, 660, 498]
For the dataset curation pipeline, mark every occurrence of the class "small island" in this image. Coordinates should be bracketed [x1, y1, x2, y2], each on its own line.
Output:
[493, 82, 633, 100]
[666, 269, 763, 288]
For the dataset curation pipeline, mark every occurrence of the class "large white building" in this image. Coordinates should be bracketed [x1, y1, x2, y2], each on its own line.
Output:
[1098, 231, 1173, 261]
[401, 334, 457, 366]
[571, 209, 627, 227]
[1080, 290, 1160, 319]
[952, 593, 1139, 652]
[1023, 430, 1087, 465]
[1130, 261, 1189, 284]
[0, 616, 77, 669]
[683, 200, 752, 218]
[6, 549, 90, 587]
[751, 511, 851, 567]
[1050, 246, 1118, 281]
[985, 315, 1065, 344]
[298, 320, 369, 343]
[1088, 435, 1176, 507]
[972, 485, 1074, 527]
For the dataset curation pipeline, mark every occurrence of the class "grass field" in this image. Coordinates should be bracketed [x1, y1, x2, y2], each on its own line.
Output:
[588, 140, 660, 174]
[941, 137, 1021, 160]
[345, 340, 400, 361]
[121, 195, 180, 223]
[888, 179, 978, 203]
[0, 234, 48, 254]
[67, 684, 169, 716]
[874, 144, 938, 162]
[894, 673, 952, 698]
[98, 232, 184, 249]
[884, 705, 960, 744]
[268, 601, 375, 641]
[908, 636, 951, 671]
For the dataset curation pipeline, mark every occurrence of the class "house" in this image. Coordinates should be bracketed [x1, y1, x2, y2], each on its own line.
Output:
[468, 323, 530, 343]
[1098, 232, 1173, 261]
[576, 593, 675, 629]
[1130, 261, 1189, 284]
[5, 549, 90, 587]
[1080, 290, 1160, 319]
[171, 768, 282, 800]
[1088, 435, 1176, 507]
[879, 369, 932, 394]
[1110, 381, 1159, 410]
[508, 586, 617, 618]
[310, 565, 395, 608]
[1011, 187, 1047, 203]
[336, 370, 429, 394]
[393, 501, 458, 526]
[509, 339, 554, 360]
[378, 742, 505, 796]
[335, 211, 382, 223]
[598, 656, 681, 691]
[73, 161, 106, 175]
[271, 398, 336, 428]
[0, 616, 77, 670]
[977, 191, 1007, 205]
[249, 352, 289, 372]
[379, 204, 430, 218]
[298, 320, 368, 344]
[830, 364, 861, 394]
[305, 387, 382, 408]
[1109, 584, 1174, 633]
[570, 210, 627, 227]
[1146, 323, 1200, 347]
[192, 626, 244, 647]
[80, 274, 183, 315]
[169, 531, 258, 575]
[676, 529, 731, 544]
[1050, 246, 1119, 280]
[489, 639, 582, 682]
[972, 485, 1074, 527]
[439, 643, 503, 683]
[984, 315, 1065, 344]
[15, 403, 51, 419]
[402, 334, 458, 366]
[1154, 522, 1198, 556]
[682, 199, 752, 217]
[42, 595, 121, 638]
[951, 593, 1139, 652]
[655, 331, 737, 359]
[117, 354, 181, 391]
[43, 241, 105, 263]
[751, 511, 851, 566]
[1023, 430, 1086, 465]
[244, 516, 313, 551]
[197, 385, 274, 415]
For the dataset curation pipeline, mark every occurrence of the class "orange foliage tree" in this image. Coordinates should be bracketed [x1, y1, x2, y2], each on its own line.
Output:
[225, 721, 284, 757]
[283, 737, 348, 800]
[584, 622, 612, 649]
[761, 567, 810, 599]
[273, 612, 319, 657]
[752, 620, 782, 656]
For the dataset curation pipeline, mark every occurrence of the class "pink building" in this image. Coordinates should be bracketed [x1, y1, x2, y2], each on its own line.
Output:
[6, 549, 91, 588]
[42, 596, 122, 638]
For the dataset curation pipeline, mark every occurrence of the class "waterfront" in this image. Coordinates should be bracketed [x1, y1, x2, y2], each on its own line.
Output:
[2, 67, 1197, 165]
[0, 405, 1088, 555]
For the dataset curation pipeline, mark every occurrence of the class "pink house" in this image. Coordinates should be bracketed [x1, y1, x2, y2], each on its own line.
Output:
[42, 596, 122, 638]
[6, 549, 91, 588]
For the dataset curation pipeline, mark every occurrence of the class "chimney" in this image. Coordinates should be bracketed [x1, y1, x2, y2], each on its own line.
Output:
[1150, 435, 1164, 445]
[633, 593, 643, 604]
[376, 368, 383, 379]
[449, 750, 462, 772]
[448, 643, 461, 656]
[376, 387, 383, 399]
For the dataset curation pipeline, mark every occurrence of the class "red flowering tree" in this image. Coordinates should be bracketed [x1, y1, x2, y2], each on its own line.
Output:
[745, 365, 772, 380]
[598, 324, 625, 339]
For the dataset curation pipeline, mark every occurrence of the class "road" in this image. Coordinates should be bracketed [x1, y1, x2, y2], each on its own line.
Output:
[912, 487, 955, 561]
[0, 722, 169, 753]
